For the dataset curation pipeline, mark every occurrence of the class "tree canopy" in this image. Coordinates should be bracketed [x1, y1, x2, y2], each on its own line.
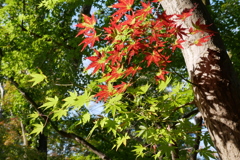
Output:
[0, 0, 239, 159]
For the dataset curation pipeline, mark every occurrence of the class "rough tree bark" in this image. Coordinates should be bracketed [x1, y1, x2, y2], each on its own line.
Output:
[161, 0, 240, 159]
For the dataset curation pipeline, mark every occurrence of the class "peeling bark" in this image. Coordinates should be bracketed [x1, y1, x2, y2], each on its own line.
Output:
[161, 0, 240, 159]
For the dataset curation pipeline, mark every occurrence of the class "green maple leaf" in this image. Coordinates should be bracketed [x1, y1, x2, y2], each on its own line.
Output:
[153, 151, 161, 160]
[29, 112, 39, 120]
[63, 91, 78, 108]
[158, 76, 171, 91]
[52, 109, 68, 120]
[105, 94, 123, 117]
[113, 133, 130, 150]
[30, 122, 44, 136]
[81, 112, 91, 125]
[40, 96, 58, 110]
[133, 145, 146, 158]
[139, 83, 150, 94]
[74, 91, 92, 109]
[29, 73, 47, 87]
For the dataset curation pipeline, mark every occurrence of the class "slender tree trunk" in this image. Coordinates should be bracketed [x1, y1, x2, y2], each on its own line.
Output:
[0, 83, 4, 119]
[37, 133, 48, 159]
[161, 0, 240, 159]
[190, 112, 203, 160]
[20, 120, 28, 146]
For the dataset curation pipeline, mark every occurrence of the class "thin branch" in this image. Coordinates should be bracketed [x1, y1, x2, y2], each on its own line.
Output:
[9, 77, 111, 160]
[182, 109, 199, 119]
[170, 66, 198, 86]
[9, 77, 41, 114]
[172, 100, 194, 113]
[49, 121, 111, 160]
[168, 100, 195, 118]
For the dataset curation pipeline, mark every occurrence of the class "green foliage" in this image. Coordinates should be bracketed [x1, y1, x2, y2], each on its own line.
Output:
[113, 133, 130, 150]
[0, 118, 46, 159]
[30, 122, 44, 136]
[0, 0, 233, 159]
[29, 72, 47, 87]
[29, 112, 40, 120]
[133, 145, 146, 158]
[198, 147, 217, 160]
[210, 0, 240, 76]
[40, 96, 59, 110]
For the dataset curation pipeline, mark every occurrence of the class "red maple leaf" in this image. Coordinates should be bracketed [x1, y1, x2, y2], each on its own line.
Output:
[126, 41, 146, 64]
[79, 31, 99, 51]
[114, 82, 131, 94]
[155, 69, 169, 81]
[171, 39, 186, 52]
[95, 85, 114, 102]
[168, 25, 187, 39]
[159, 54, 171, 66]
[85, 50, 108, 74]
[108, 50, 126, 65]
[176, 5, 197, 21]
[122, 13, 143, 27]
[190, 19, 215, 34]
[124, 66, 142, 77]
[145, 49, 163, 67]
[157, 11, 174, 27]
[109, 0, 134, 16]
[152, 0, 163, 2]
[105, 64, 123, 81]
[104, 22, 124, 43]
[76, 14, 97, 37]
[135, 2, 152, 18]
[191, 34, 213, 46]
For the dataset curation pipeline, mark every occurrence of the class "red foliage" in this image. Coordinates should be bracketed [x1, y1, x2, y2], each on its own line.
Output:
[190, 19, 215, 34]
[109, 0, 134, 16]
[76, 0, 212, 101]
[176, 5, 197, 21]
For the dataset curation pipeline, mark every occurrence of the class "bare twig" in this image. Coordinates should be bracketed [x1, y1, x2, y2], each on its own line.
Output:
[170, 66, 198, 86]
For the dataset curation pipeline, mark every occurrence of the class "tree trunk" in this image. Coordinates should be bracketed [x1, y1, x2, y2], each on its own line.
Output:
[37, 133, 48, 159]
[20, 120, 28, 146]
[161, 0, 240, 159]
[0, 83, 4, 119]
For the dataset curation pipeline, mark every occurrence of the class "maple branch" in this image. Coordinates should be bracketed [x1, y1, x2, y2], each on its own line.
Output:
[49, 121, 111, 160]
[169, 66, 198, 86]
[169, 100, 195, 118]
[172, 100, 194, 113]
[182, 109, 199, 119]
[9, 77, 42, 114]
[9, 77, 111, 160]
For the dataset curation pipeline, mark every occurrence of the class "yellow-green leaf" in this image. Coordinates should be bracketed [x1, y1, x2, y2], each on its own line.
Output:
[52, 109, 68, 120]
[114, 133, 130, 150]
[30, 122, 44, 136]
[81, 112, 91, 125]
[29, 73, 47, 87]
[40, 96, 58, 110]
[29, 112, 39, 120]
